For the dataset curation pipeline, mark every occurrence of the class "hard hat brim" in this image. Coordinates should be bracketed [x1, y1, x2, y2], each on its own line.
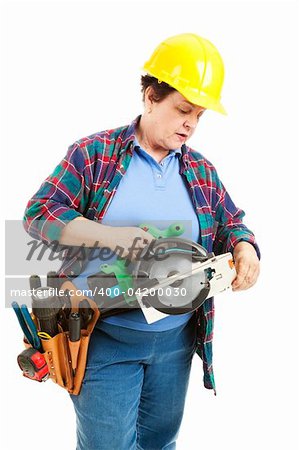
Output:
[141, 68, 227, 115]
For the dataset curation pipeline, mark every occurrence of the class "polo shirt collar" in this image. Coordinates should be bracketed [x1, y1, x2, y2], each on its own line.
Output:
[119, 115, 190, 172]
[133, 137, 182, 158]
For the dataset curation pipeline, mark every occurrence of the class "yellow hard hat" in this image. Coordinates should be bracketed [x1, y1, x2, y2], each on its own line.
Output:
[142, 33, 226, 115]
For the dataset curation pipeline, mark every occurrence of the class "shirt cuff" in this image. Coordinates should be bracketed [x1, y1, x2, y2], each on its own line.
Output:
[226, 236, 261, 260]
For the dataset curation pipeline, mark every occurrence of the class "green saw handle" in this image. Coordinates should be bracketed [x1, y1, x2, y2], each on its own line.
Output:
[138, 222, 185, 238]
[98, 223, 186, 305]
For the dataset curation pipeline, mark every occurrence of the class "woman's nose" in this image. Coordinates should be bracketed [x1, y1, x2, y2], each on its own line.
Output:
[184, 118, 197, 131]
[185, 112, 201, 130]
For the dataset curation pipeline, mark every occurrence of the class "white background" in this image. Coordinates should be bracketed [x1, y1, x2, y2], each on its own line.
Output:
[1, 0, 299, 449]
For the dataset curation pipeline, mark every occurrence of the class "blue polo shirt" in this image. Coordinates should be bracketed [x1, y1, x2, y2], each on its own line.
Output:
[73, 140, 200, 331]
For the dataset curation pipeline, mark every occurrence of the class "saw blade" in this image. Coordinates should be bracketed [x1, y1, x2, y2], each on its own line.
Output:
[145, 252, 208, 308]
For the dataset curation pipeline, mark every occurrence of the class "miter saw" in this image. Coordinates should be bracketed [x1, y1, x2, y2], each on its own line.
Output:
[87, 234, 236, 324]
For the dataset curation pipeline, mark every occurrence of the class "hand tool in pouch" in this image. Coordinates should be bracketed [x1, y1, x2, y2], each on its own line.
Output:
[12, 302, 41, 350]
[17, 348, 49, 382]
[68, 312, 81, 376]
[12, 301, 49, 382]
[79, 299, 94, 329]
[30, 272, 71, 335]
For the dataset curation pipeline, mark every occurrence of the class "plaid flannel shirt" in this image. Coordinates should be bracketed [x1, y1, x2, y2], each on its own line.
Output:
[23, 115, 260, 394]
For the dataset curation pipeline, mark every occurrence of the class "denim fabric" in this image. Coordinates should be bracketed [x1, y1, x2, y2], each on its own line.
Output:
[70, 313, 197, 450]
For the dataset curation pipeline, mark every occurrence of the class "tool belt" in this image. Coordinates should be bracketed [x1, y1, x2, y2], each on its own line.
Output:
[22, 280, 99, 395]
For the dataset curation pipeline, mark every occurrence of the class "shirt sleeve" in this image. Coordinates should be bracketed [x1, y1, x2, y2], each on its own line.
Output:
[212, 174, 261, 259]
[23, 143, 92, 243]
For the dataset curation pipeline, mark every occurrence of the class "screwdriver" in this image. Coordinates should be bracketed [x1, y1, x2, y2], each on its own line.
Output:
[68, 312, 81, 376]
[56, 290, 72, 331]
[78, 299, 94, 329]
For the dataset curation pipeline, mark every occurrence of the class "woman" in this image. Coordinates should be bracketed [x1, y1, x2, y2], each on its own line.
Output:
[24, 33, 260, 450]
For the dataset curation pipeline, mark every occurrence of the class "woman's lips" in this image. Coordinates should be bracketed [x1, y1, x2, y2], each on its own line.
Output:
[176, 133, 188, 142]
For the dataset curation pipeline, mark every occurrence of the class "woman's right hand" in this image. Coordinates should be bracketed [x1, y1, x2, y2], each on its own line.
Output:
[103, 226, 156, 261]
[60, 218, 156, 261]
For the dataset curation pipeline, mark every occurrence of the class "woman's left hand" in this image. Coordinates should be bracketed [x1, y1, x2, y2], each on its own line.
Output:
[232, 241, 260, 291]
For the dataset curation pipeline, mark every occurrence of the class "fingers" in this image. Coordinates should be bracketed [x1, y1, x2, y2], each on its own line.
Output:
[232, 262, 260, 291]
[232, 261, 248, 291]
[121, 233, 156, 261]
[142, 230, 157, 246]
[232, 242, 260, 292]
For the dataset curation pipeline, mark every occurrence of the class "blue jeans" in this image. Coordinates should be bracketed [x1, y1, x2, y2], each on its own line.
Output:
[70, 313, 197, 450]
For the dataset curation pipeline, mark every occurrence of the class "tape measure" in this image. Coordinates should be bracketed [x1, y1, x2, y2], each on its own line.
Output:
[17, 348, 49, 382]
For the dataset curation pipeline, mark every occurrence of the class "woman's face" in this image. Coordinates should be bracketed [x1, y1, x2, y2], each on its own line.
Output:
[144, 89, 206, 151]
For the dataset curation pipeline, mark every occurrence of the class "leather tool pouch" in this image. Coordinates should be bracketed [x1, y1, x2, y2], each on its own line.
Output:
[23, 280, 100, 395]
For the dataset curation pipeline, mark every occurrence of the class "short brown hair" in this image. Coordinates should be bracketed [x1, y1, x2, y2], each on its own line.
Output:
[140, 75, 176, 102]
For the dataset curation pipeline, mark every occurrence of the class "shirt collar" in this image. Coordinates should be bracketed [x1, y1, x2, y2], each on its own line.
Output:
[133, 136, 182, 158]
[120, 115, 189, 165]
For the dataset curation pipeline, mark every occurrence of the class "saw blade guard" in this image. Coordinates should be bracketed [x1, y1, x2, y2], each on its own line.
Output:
[132, 238, 212, 315]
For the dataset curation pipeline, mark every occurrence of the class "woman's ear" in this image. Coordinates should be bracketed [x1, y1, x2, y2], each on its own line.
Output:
[144, 86, 154, 106]
[144, 86, 155, 114]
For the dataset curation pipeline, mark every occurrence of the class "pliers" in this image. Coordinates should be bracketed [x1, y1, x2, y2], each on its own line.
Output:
[12, 301, 41, 350]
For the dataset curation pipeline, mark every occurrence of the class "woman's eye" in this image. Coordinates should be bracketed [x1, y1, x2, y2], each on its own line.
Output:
[178, 108, 204, 120]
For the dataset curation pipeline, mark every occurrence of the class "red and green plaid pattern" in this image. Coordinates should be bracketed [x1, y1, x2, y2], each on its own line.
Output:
[23, 115, 260, 394]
